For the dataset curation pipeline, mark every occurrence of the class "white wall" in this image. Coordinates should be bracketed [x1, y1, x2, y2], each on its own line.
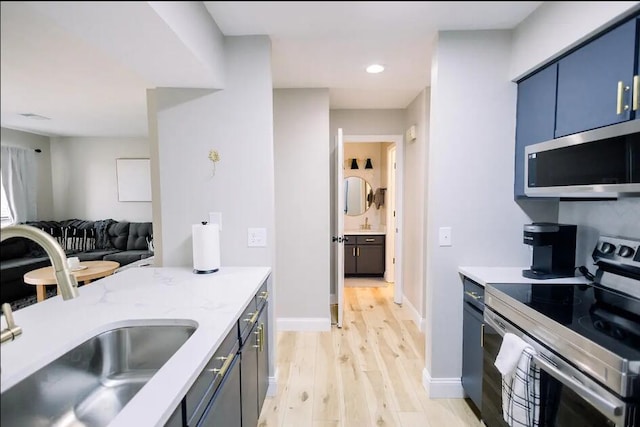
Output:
[424, 31, 558, 397]
[148, 36, 274, 270]
[330, 110, 405, 136]
[403, 89, 429, 325]
[559, 199, 640, 271]
[49, 137, 151, 222]
[148, 1, 225, 87]
[510, 1, 640, 80]
[273, 89, 330, 329]
[0, 127, 54, 220]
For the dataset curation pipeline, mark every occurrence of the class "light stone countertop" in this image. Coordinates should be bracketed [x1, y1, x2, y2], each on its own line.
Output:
[0, 266, 271, 427]
[458, 266, 591, 287]
[344, 229, 386, 236]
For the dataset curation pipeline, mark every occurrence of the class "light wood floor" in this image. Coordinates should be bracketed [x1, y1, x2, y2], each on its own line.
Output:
[258, 284, 481, 427]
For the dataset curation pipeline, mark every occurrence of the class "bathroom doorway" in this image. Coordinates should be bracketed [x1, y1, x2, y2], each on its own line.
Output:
[338, 134, 403, 307]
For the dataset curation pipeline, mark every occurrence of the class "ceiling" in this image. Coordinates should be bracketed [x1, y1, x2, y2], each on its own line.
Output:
[0, 1, 542, 138]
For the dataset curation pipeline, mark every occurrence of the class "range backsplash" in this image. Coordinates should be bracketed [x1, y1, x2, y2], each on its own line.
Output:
[559, 198, 640, 273]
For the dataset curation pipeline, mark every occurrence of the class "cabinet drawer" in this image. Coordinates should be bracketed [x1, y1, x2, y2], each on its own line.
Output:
[344, 235, 356, 244]
[185, 326, 239, 426]
[256, 279, 268, 311]
[463, 278, 485, 311]
[356, 235, 384, 245]
[239, 296, 259, 343]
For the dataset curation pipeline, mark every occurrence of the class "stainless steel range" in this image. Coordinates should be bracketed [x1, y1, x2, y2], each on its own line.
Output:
[482, 235, 640, 427]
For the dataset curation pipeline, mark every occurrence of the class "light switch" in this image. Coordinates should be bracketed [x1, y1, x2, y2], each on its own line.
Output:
[248, 228, 267, 247]
[439, 227, 452, 247]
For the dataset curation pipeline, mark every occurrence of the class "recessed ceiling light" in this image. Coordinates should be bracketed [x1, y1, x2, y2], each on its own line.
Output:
[366, 64, 385, 74]
[19, 113, 51, 120]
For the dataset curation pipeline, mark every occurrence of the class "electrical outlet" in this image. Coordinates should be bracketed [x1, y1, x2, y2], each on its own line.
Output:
[248, 228, 267, 247]
[439, 227, 452, 247]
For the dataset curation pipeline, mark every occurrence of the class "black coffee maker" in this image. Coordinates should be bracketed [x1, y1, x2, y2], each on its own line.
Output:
[522, 223, 577, 279]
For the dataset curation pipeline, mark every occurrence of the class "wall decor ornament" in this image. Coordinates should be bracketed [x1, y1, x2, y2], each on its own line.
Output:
[208, 149, 220, 175]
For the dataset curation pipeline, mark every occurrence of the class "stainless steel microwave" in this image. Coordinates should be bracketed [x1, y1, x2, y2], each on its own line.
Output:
[525, 120, 640, 198]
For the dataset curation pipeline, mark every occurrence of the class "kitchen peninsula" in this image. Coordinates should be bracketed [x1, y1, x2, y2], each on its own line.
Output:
[0, 266, 271, 427]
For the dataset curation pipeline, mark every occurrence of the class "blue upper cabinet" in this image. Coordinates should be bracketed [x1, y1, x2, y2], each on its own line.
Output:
[555, 18, 638, 138]
[514, 64, 558, 198]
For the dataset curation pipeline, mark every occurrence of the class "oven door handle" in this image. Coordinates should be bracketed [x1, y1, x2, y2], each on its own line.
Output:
[532, 354, 624, 422]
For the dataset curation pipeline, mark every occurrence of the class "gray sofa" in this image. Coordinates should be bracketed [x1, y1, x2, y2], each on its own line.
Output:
[0, 219, 153, 305]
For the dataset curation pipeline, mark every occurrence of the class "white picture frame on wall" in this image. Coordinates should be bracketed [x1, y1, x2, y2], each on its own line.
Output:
[116, 158, 151, 202]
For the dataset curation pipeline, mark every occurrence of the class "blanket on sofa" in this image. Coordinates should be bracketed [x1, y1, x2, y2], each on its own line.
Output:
[94, 219, 117, 249]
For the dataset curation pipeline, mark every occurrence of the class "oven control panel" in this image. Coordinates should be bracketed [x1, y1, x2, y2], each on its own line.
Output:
[593, 235, 640, 266]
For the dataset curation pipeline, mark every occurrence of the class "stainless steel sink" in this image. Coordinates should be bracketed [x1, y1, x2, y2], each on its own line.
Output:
[1, 323, 197, 427]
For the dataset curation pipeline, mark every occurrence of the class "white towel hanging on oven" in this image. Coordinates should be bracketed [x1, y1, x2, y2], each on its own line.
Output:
[495, 333, 541, 427]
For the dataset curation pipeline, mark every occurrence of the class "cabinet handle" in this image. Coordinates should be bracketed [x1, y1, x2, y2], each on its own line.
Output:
[352, 247, 356, 257]
[243, 312, 256, 322]
[480, 323, 485, 348]
[616, 81, 630, 114]
[633, 75, 639, 111]
[365, 238, 375, 242]
[249, 310, 260, 325]
[210, 350, 235, 379]
[259, 291, 269, 300]
[259, 324, 265, 352]
[357, 247, 360, 257]
[464, 290, 482, 301]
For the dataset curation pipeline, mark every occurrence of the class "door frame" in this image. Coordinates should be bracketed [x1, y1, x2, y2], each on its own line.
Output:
[343, 134, 404, 305]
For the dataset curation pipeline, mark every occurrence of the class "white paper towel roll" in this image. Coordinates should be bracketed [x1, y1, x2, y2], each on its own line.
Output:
[192, 223, 220, 273]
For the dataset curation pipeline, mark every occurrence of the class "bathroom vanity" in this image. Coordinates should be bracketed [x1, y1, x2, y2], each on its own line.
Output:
[344, 232, 385, 276]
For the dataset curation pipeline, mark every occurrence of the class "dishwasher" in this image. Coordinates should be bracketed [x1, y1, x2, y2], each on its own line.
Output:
[461, 277, 485, 412]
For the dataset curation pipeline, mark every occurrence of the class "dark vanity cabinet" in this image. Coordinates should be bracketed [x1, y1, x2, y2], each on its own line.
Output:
[344, 234, 385, 276]
[165, 279, 270, 427]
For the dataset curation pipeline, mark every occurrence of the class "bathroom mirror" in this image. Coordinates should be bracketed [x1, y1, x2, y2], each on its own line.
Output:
[344, 176, 373, 216]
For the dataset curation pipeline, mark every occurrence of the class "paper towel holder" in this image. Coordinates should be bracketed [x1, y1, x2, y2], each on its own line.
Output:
[193, 222, 220, 274]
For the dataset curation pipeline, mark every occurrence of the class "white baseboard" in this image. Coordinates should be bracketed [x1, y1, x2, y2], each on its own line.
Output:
[277, 317, 331, 331]
[266, 374, 278, 397]
[422, 368, 465, 398]
[402, 295, 425, 332]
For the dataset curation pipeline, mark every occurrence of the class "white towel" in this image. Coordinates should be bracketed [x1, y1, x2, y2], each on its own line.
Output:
[495, 333, 540, 427]
[495, 332, 531, 376]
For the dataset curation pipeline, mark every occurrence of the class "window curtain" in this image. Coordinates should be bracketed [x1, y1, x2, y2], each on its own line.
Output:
[0, 146, 37, 223]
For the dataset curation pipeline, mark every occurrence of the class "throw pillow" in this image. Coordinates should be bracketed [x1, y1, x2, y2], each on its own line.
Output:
[64, 227, 84, 253]
[64, 227, 97, 252]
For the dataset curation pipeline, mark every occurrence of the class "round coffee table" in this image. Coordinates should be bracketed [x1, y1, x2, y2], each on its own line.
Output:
[24, 260, 120, 302]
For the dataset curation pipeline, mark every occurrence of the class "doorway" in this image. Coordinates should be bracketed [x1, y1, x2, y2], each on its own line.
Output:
[332, 134, 404, 326]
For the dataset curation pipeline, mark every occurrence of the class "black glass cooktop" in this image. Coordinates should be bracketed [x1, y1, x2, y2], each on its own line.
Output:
[489, 282, 640, 360]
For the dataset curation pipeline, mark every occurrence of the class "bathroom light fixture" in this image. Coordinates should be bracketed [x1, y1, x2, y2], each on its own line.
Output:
[366, 64, 384, 74]
[365, 158, 373, 169]
[350, 158, 359, 170]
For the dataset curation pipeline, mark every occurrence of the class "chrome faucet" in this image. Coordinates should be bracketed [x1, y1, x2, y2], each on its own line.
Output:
[1, 224, 79, 344]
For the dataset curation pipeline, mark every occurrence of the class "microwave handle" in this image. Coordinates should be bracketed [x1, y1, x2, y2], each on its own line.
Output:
[532, 354, 623, 423]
